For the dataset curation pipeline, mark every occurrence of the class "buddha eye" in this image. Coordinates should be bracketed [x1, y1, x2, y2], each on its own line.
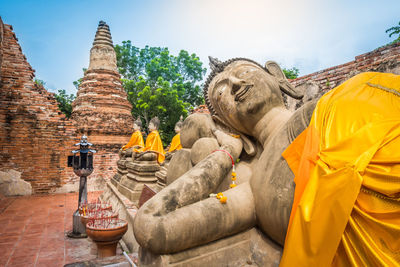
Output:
[218, 86, 226, 95]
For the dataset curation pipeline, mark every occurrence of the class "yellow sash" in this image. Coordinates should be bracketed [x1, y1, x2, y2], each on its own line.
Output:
[168, 133, 182, 152]
[122, 130, 144, 150]
[144, 130, 165, 163]
[281, 72, 400, 266]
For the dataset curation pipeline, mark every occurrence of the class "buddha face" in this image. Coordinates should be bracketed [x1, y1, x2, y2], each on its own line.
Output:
[133, 123, 141, 131]
[149, 122, 156, 132]
[208, 60, 284, 135]
[174, 125, 181, 133]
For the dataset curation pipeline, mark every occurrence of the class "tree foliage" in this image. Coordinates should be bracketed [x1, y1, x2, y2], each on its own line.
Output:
[54, 89, 75, 118]
[34, 78, 45, 87]
[36, 79, 75, 118]
[386, 21, 400, 44]
[282, 67, 300, 79]
[73, 68, 87, 89]
[115, 41, 206, 143]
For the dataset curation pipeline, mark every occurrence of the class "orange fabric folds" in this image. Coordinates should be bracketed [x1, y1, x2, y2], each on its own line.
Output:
[168, 133, 182, 152]
[144, 130, 165, 163]
[280, 72, 400, 266]
[122, 130, 144, 150]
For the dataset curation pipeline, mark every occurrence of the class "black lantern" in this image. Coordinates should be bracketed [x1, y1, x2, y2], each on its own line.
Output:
[67, 135, 96, 238]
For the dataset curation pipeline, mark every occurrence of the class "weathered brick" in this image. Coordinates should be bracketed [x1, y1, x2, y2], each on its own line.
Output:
[0, 18, 133, 194]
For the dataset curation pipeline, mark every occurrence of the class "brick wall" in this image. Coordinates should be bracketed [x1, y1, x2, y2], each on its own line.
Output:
[0, 18, 128, 194]
[0, 18, 77, 194]
[287, 42, 400, 111]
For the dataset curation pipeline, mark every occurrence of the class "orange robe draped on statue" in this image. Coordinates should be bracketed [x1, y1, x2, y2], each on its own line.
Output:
[143, 130, 165, 163]
[122, 130, 144, 150]
[168, 133, 182, 152]
[281, 72, 400, 266]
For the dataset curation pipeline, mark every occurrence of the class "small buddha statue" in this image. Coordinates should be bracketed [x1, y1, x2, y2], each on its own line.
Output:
[119, 118, 145, 160]
[137, 117, 165, 164]
[165, 116, 183, 160]
[122, 117, 144, 151]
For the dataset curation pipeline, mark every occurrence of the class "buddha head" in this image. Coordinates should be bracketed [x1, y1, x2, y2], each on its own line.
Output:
[174, 116, 183, 133]
[204, 57, 303, 136]
[133, 117, 142, 131]
[149, 116, 160, 132]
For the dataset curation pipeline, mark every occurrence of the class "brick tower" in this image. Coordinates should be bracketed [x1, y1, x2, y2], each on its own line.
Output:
[72, 21, 134, 148]
[71, 21, 134, 181]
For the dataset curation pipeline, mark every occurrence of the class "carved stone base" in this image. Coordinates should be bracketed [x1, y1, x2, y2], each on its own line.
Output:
[114, 159, 161, 205]
[112, 157, 129, 186]
[155, 164, 168, 190]
[138, 228, 282, 267]
[127, 161, 160, 176]
[117, 178, 159, 206]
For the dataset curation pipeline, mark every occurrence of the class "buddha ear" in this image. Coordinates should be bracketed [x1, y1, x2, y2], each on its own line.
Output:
[240, 134, 257, 156]
[265, 61, 303, 100]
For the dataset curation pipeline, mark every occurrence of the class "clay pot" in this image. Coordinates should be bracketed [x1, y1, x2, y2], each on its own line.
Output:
[86, 219, 128, 258]
[80, 210, 118, 229]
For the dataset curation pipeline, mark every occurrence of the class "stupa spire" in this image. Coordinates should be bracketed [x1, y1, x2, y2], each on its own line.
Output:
[88, 20, 117, 71]
[72, 20, 134, 147]
[93, 21, 113, 47]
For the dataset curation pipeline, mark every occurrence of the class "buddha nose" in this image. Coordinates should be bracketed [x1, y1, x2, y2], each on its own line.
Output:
[230, 77, 245, 94]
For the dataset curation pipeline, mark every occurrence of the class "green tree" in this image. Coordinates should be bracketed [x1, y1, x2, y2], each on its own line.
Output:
[34, 78, 46, 87]
[54, 89, 75, 118]
[115, 41, 206, 144]
[36, 79, 75, 118]
[386, 21, 400, 44]
[73, 68, 87, 89]
[282, 67, 300, 79]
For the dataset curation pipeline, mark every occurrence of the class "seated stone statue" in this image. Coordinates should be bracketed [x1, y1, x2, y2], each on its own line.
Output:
[165, 116, 183, 160]
[119, 117, 144, 161]
[133, 57, 312, 265]
[137, 117, 165, 164]
[122, 117, 144, 151]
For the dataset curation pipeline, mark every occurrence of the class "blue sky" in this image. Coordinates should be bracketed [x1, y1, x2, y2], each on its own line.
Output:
[1, 0, 399, 95]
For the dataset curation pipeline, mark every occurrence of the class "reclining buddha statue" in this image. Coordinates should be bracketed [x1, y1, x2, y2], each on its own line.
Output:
[133, 56, 400, 266]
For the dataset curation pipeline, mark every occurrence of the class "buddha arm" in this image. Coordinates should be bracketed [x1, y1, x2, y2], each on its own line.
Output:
[133, 130, 254, 254]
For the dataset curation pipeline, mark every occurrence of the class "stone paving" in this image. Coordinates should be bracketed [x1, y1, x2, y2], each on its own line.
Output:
[0, 191, 134, 267]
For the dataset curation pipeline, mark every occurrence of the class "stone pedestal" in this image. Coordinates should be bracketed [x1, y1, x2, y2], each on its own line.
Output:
[112, 158, 128, 186]
[155, 163, 168, 190]
[138, 228, 282, 267]
[116, 154, 160, 206]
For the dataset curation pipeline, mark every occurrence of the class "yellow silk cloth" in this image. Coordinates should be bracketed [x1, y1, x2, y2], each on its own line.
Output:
[144, 130, 165, 163]
[122, 130, 144, 150]
[168, 133, 182, 152]
[280, 72, 400, 266]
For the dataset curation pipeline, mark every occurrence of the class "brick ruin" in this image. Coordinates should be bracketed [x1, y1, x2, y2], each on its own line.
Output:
[71, 21, 134, 190]
[287, 42, 400, 110]
[0, 16, 399, 194]
[0, 17, 76, 194]
[0, 18, 133, 194]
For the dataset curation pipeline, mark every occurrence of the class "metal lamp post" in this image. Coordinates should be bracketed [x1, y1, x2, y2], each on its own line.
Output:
[67, 135, 96, 238]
